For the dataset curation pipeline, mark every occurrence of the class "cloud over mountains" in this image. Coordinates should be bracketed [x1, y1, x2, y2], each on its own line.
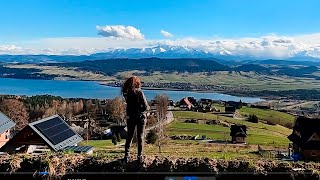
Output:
[96, 25, 144, 40]
[160, 30, 173, 38]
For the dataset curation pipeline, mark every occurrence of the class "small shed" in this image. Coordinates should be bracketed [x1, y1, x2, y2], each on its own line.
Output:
[230, 124, 247, 144]
[225, 106, 236, 113]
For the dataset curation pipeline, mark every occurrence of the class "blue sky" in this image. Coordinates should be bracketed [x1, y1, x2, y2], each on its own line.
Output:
[0, 0, 320, 58]
[1, 0, 319, 40]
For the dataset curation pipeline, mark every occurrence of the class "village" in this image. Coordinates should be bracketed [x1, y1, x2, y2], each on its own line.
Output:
[0, 94, 319, 164]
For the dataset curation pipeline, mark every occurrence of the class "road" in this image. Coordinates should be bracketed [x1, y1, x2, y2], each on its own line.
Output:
[146, 111, 174, 132]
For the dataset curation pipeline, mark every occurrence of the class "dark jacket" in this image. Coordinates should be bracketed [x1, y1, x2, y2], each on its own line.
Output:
[124, 88, 150, 119]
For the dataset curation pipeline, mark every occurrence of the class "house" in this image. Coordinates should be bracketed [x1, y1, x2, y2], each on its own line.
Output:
[168, 100, 175, 106]
[225, 101, 244, 109]
[0, 115, 94, 155]
[179, 97, 193, 110]
[199, 98, 213, 105]
[225, 106, 236, 113]
[230, 124, 247, 143]
[287, 116, 320, 161]
[187, 97, 198, 106]
[0, 112, 16, 148]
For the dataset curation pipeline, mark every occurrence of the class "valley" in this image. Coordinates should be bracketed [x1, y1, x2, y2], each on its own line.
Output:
[2, 57, 320, 100]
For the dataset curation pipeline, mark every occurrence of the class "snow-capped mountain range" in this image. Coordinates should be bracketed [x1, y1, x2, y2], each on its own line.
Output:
[0, 44, 319, 64]
[87, 44, 320, 62]
[93, 45, 216, 58]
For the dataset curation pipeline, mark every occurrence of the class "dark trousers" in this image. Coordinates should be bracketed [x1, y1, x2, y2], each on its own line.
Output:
[124, 115, 146, 157]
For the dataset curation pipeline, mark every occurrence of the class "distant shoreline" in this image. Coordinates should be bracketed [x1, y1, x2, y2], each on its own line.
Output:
[98, 83, 268, 100]
[98, 83, 231, 94]
[1, 76, 316, 101]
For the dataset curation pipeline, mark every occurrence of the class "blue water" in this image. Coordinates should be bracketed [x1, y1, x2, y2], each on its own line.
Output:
[0, 78, 263, 103]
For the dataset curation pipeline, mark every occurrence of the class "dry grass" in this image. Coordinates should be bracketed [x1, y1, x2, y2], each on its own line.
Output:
[1, 153, 320, 179]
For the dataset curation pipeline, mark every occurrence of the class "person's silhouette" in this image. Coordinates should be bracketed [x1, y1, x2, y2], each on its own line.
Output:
[121, 76, 150, 164]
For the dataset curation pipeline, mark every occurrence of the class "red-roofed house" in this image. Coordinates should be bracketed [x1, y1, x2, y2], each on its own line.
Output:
[179, 97, 193, 111]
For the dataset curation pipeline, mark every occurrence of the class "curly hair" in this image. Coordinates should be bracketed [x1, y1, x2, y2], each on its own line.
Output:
[121, 76, 142, 96]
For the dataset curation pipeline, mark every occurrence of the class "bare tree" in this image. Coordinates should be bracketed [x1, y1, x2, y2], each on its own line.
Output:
[155, 94, 169, 153]
[44, 106, 56, 118]
[0, 99, 29, 132]
[66, 103, 74, 120]
[106, 97, 126, 124]
[85, 100, 98, 120]
[57, 100, 68, 118]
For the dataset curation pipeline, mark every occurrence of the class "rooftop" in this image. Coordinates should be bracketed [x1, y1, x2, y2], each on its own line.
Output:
[0, 112, 16, 134]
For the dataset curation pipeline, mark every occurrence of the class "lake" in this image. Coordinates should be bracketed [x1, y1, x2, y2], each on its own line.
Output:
[0, 78, 263, 103]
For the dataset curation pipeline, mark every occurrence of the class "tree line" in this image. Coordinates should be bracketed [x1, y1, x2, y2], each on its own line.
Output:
[0, 95, 126, 133]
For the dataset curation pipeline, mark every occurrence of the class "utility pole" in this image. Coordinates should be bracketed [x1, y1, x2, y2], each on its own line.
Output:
[85, 118, 90, 145]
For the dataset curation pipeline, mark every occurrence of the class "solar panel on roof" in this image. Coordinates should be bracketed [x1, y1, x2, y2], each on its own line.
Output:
[29, 115, 83, 151]
[33, 117, 77, 145]
[0, 112, 16, 134]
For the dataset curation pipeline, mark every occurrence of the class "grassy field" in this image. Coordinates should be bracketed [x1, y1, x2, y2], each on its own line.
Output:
[212, 103, 225, 112]
[172, 111, 291, 147]
[76, 110, 292, 160]
[79, 139, 125, 148]
[238, 107, 296, 128]
[78, 139, 262, 160]
[134, 71, 320, 91]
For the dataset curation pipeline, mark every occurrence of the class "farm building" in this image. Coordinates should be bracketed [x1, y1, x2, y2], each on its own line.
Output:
[0, 115, 93, 154]
[230, 124, 247, 144]
[288, 116, 320, 161]
[0, 112, 16, 148]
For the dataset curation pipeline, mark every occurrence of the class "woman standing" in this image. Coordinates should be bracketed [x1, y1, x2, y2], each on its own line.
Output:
[121, 76, 150, 164]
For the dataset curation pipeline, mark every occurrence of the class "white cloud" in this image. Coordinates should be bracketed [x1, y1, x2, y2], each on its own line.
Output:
[96, 25, 144, 40]
[160, 30, 173, 38]
[1, 33, 320, 59]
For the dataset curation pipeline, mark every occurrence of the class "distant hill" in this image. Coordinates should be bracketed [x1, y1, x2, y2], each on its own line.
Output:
[53, 58, 231, 75]
[246, 59, 320, 66]
[40, 57, 318, 78]
[233, 64, 272, 74]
